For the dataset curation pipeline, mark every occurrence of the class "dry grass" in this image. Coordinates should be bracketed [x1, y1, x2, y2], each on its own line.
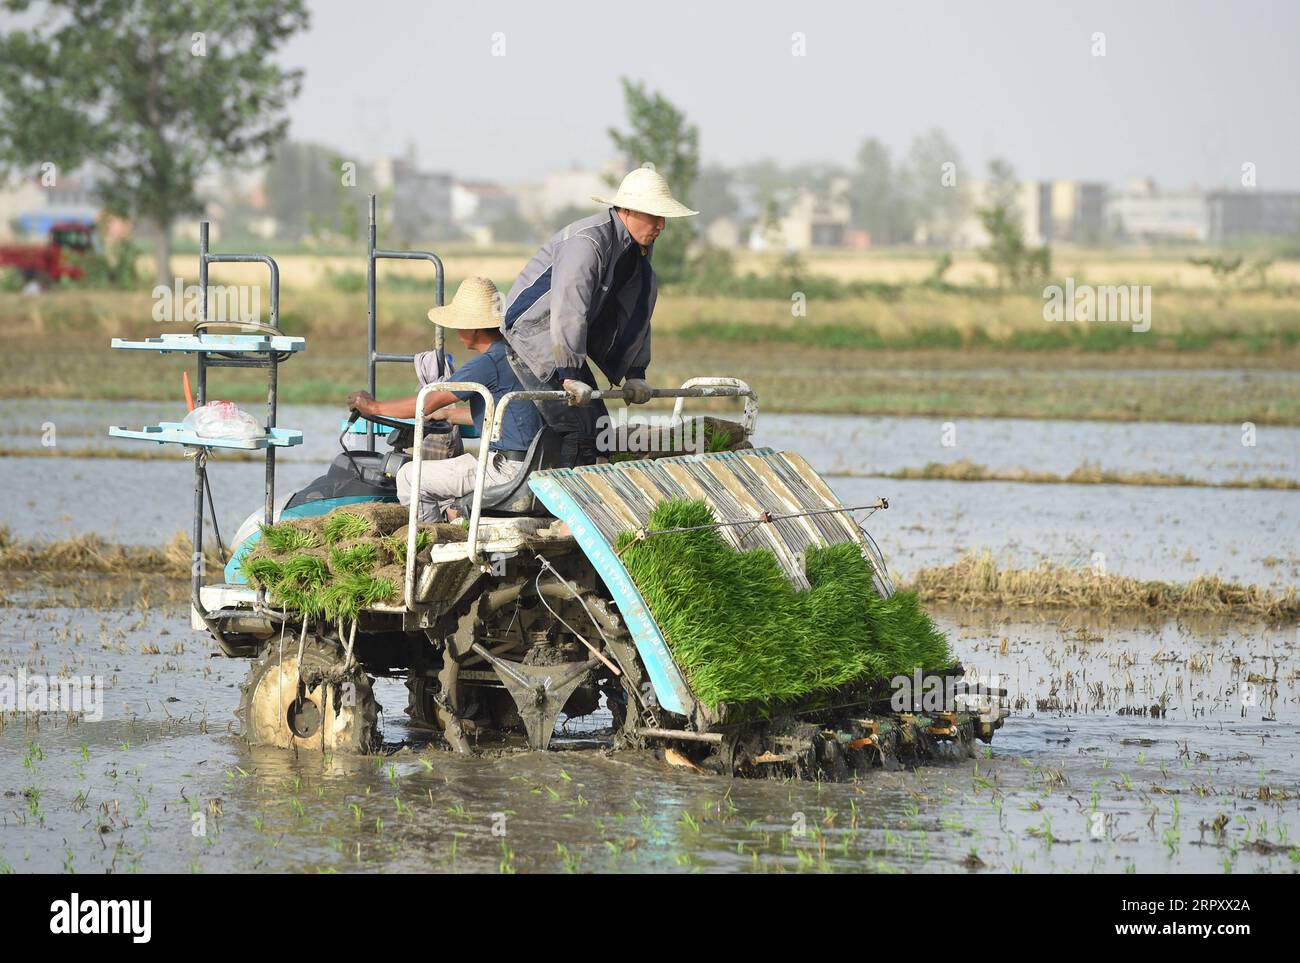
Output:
[2, 530, 1294, 620]
[869, 459, 1300, 491]
[0, 527, 219, 575]
[905, 550, 1299, 620]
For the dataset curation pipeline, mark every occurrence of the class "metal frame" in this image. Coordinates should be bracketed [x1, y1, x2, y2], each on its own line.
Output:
[191, 223, 284, 649]
[401, 378, 759, 609]
[365, 193, 445, 451]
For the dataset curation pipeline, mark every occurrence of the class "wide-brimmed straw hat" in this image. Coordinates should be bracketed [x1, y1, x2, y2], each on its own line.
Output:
[592, 167, 698, 218]
[426, 276, 503, 329]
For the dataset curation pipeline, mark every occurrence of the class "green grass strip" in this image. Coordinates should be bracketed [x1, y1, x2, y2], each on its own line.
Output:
[616, 499, 954, 709]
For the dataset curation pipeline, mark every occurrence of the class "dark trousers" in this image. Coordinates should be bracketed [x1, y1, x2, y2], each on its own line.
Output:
[506, 350, 609, 467]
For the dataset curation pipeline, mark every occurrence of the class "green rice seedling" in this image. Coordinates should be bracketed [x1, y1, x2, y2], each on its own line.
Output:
[701, 420, 739, 453]
[272, 582, 324, 618]
[240, 556, 284, 591]
[616, 498, 954, 709]
[279, 552, 331, 588]
[258, 522, 319, 554]
[320, 573, 398, 620]
[330, 542, 379, 577]
[322, 511, 372, 545]
[383, 529, 434, 564]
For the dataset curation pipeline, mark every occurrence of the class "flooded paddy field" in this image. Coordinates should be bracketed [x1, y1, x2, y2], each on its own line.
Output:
[1, 596, 1296, 873]
[0, 400, 1296, 873]
[1, 401, 1296, 587]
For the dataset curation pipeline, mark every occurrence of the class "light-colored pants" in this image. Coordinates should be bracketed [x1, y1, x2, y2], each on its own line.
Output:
[395, 450, 523, 521]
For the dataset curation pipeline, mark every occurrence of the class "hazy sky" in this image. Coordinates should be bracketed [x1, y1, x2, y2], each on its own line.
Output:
[15, 0, 1300, 189]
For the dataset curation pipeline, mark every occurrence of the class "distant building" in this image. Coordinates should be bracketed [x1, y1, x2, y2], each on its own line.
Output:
[511, 164, 619, 223]
[450, 180, 520, 243]
[0, 166, 102, 240]
[1106, 178, 1208, 242]
[1206, 190, 1300, 243]
[1049, 180, 1106, 243]
[374, 155, 453, 241]
[703, 215, 742, 249]
[0, 174, 50, 240]
[747, 180, 852, 251]
[952, 180, 1050, 247]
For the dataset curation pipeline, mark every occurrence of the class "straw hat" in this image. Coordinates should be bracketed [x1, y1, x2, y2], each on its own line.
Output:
[426, 276, 503, 329]
[592, 167, 698, 218]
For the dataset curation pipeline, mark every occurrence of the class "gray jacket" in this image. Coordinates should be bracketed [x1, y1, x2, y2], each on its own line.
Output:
[501, 208, 656, 385]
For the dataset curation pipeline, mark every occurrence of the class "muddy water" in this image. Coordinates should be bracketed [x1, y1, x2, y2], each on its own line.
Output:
[2, 400, 1298, 873]
[5, 400, 1298, 483]
[2, 596, 1296, 874]
[1, 401, 1297, 587]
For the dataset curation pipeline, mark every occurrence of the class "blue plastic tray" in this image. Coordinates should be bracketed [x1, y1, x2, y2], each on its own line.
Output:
[108, 423, 303, 450]
[340, 416, 481, 439]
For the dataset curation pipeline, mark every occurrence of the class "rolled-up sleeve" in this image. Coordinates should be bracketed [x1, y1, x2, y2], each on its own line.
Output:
[549, 233, 603, 382]
[414, 350, 453, 387]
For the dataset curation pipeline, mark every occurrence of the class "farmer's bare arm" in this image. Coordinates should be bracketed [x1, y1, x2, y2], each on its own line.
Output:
[346, 390, 459, 418]
[432, 405, 473, 426]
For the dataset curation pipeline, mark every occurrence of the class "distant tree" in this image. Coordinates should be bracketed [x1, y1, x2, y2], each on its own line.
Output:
[693, 163, 740, 226]
[264, 141, 361, 241]
[901, 128, 967, 245]
[976, 159, 1050, 287]
[607, 78, 700, 282]
[850, 137, 912, 244]
[0, 0, 309, 283]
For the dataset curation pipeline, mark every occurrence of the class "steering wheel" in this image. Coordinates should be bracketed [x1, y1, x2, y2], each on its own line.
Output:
[347, 408, 429, 432]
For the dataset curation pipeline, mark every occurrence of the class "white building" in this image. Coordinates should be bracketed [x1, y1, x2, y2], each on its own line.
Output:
[1106, 178, 1208, 242]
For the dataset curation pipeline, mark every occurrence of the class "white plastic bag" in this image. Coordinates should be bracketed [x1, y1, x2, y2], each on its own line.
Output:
[181, 400, 264, 440]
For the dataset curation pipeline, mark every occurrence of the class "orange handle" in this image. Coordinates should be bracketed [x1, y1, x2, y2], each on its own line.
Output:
[183, 371, 195, 412]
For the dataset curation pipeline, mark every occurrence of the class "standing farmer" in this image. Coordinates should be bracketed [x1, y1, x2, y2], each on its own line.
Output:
[501, 167, 697, 465]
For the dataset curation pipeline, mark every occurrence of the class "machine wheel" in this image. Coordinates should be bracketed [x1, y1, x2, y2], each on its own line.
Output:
[237, 636, 380, 752]
[404, 673, 442, 730]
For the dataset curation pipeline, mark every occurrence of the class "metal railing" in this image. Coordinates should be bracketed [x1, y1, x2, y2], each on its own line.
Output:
[366, 193, 445, 452]
[402, 378, 758, 610]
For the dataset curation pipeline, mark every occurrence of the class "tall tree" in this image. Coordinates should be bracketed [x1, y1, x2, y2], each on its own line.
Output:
[850, 137, 911, 244]
[607, 78, 700, 282]
[901, 128, 967, 245]
[976, 158, 1050, 287]
[0, 0, 309, 283]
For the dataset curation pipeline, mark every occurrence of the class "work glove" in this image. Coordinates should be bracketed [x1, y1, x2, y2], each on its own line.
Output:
[562, 379, 593, 406]
[622, 378, 653, 405]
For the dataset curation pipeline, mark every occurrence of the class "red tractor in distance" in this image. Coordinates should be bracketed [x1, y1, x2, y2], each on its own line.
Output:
[0, 221, 97, 283]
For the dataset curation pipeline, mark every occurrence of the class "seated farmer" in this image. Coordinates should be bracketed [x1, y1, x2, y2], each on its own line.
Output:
[346, 277, 542, 521]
